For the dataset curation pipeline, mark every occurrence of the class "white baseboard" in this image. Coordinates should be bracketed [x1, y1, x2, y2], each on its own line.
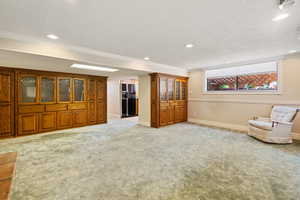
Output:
[188, 118, 300, 140]
[293, 132, 300, 140]
[188, 118, 248, 133]
[139, 121, 151, 127]
[108, 113, 120, 118]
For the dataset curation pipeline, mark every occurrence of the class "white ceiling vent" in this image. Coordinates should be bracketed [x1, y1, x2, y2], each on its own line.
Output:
[278, 0, 296, 9]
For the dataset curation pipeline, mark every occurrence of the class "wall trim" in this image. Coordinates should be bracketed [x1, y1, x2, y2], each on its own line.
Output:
[108, 113, 120, 118]
[138, 121, 151, 127]
[188, 118, 248, 133]
[188, 98, 300, 106]
[188, 55, 286, 72]
[188, 118, 300, 140]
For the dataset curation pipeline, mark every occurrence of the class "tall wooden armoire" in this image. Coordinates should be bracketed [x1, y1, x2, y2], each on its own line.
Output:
[151, 73, 188, 128]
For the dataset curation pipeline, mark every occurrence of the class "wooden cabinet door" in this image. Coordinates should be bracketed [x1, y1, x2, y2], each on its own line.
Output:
[39, 112, 56, 132]
[40, 76, 56, 104]
[160, 106, 169, 126]
[0, 105, 12, 137]
[88, 102, 97, 124]
[175, 106, 184, 123]
[167, 79, 174, 101]
[18, 113, 39, 135]
[73, 78, 86, 102]
[168, 105, 175, 124]
[160, 78, 168, 101]
[97, 101, 105, 123]
[88, 79, 96, 101]
[0, 70, 14, 137]
[57, 111, 73, 129]
[181, 80, 187, 100]
[72, 110, 88, 127]
[175, 80, 181, 100]
[18, 74, 38, 104]
[96, 80, 105, 101]
[57, 77, 72, 103]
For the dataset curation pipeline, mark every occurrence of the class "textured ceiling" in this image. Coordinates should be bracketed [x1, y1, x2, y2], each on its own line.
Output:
[0, 0, 299, 70]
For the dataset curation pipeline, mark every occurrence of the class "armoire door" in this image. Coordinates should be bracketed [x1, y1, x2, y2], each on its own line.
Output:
[175, 106, 184, 123]
[97, 101, 105, 123]
[160, 105, 169, 126]
[72, 110, 88, 127]
[0, 69, 14, 137]
[39, 112, 57, 132]
[57, 111, 73, 129]
[18, 113, 39, 135]
[168, 104, 175, 124]
[88, 79, 96, 101]
[97, 80, 106, 123]
[88, 101, 97, 124]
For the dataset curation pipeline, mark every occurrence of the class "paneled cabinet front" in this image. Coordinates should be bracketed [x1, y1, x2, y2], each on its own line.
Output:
[10, 69, 107, 137]
[39, 112, 57, 132]
[73, 110, 88, 127]
[57, 111, 73, 129]
[18, 113, 39, 135]
[151, 73, 188, 128]
[0, 69, 14, 137]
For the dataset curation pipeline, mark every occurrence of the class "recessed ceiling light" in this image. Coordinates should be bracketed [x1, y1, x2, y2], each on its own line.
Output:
[144, 57, 150, 61]
[71, 64, 119, 72]
[288, 50, 297, 54]
[185, 44, 194, 48]
[272, 13, 289, 22]
[47, 34, 59, 40]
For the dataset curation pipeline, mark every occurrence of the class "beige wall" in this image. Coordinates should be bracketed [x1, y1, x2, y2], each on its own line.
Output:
[107, 80, 121, 117]
[188, 54, 300, 134]
[138, 75, 151, 126]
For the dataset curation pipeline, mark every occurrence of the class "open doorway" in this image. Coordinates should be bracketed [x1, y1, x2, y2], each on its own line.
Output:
[121, 80, 138, 118]
[107, 78, 139, 121]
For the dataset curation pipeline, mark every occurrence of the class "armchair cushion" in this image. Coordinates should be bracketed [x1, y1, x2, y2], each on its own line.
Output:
[248, 120, 273, 131]
[271, 106, 297, 123]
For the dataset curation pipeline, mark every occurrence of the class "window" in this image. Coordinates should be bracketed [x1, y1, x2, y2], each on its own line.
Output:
[205, 62, 279, 92]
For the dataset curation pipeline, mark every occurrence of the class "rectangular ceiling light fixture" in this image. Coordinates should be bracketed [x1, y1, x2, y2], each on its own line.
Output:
[71, 63, 119, 72]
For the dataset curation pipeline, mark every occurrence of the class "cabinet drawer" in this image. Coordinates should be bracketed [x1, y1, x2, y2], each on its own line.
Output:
[68, 103, 87, 110]
[46, 104, 68, 112]
[19, 105, 44, 114]
[175, 101, 185, 106]
[160, 102, 169, 107]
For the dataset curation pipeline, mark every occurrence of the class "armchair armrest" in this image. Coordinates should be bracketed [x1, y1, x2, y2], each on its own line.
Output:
[252, 117, 270, 122]
[272, 121, 293, 128]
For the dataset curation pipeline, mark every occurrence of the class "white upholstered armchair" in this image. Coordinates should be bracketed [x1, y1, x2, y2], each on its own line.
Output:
[248, 106, 299, 144]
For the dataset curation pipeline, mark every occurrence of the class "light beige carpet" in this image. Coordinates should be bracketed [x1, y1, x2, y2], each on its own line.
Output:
[0, 119, 299, 200]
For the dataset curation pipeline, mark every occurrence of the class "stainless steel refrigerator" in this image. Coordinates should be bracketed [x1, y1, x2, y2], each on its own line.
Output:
[121, 83, 137, 118]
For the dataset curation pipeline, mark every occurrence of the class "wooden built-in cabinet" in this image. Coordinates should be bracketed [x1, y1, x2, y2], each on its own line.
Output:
[151, 73, 188, 128]
[0, 66, 107, 138]
[0, 69, 14, 137]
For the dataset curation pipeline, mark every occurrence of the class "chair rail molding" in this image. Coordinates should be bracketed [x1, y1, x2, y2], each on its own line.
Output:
[188, 98, 300, 106]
